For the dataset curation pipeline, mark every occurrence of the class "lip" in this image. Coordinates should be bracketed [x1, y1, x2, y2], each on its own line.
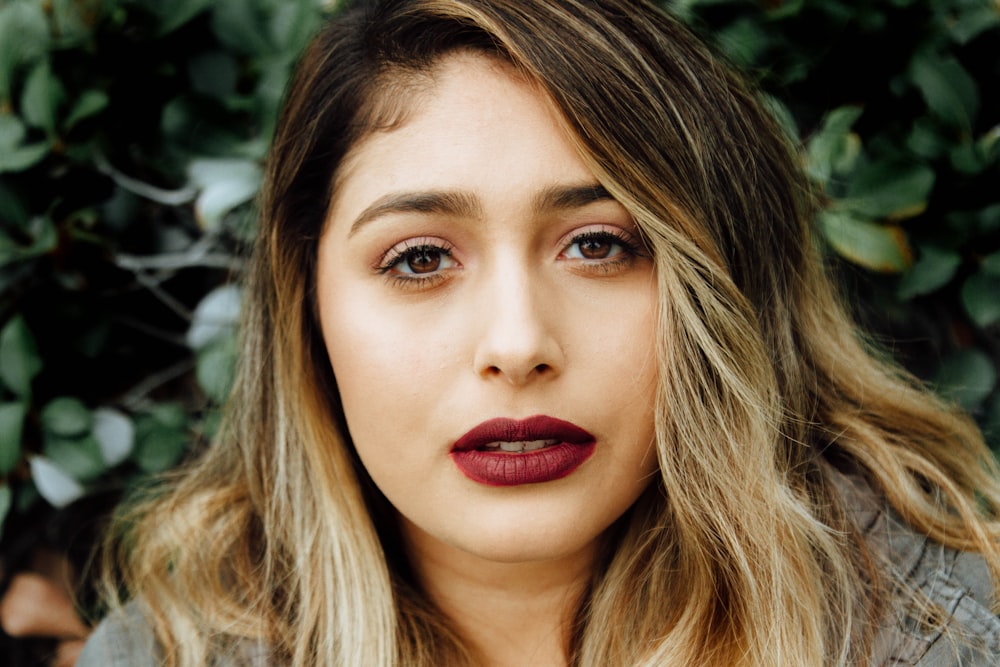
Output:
[450, 415, 596, 486]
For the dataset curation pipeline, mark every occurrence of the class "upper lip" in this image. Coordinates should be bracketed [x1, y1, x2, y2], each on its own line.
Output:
[452, 415, 595, 452]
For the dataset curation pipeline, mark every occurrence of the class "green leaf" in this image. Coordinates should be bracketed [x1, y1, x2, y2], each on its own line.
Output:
[63, 89, 108, 130]
[26, 215, 58, 256]
[842, 162, 935, 220]
[761, 94, 799, 144]
[132, 426, 188, 474]
[948, 204, 1000, 237]
[41, 397, 92, 437]
[186, 284, 242, 349]
[948, 6, 1000, 44]
[0, 401, 26, 475]
[211, 0, 273, 55]
[714, 17, 771, 67]
[909, 51, 979, 130]
[132, 404, 191, 473]
[906, 117, 948, 159]
[43, 434, 106, 482]
[0, 215, 59, 265]
[0, 140, 49, 173]
[898, 246, 961, 300]
[199, 409, 223, 440]
[0, 315, 42, 398]
[268, 0, 323, 55]
[50, 0, 95, 46]
[764, 0, 805, 19]
[196, 334, 238, 403]
[0, 178, 30, 228]
[981, 251, 1000, 276]
[961, 272, 1000, 327]
[819, 209, 912, 273]
[0, 231, 17, 264]
[0, 2, 50, 100]
[806, 106, 863, 183]
[949, 140, 991, 175]
[152, 0, 215, 36]
[980, 126, 1000, 163]
[188, 51, 238, 99]
[670, 0, 740, 22]
[29, 456, 85, 508]
[92, 407, 134, 466]
[21, 60, 65, 134]
[934, 349, 997, 411]
[188, 158, 262, 230]
[0, 113, 27, 147]
[0, 484, 11, 541]
[976, 205, 1000, 234]
[0, 113, 50, 173]
[253, 56, 292, 143]
[147, 403, 188, 430]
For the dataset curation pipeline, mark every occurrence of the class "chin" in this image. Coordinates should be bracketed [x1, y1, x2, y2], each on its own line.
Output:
[451, 515, 605, 565]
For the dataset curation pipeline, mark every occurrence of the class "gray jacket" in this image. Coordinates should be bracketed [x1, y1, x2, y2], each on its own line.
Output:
[77, 472, 1000, 665]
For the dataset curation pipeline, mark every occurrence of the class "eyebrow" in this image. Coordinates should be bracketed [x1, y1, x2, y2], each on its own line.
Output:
[347, 183, 614, 237]
[532, 183, 613, 211]
[348, 191, 481, 237]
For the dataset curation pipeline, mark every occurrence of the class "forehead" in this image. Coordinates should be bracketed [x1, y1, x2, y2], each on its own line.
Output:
[326, 53, 596, 228]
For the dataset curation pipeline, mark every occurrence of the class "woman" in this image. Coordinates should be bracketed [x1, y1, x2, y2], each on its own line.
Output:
[79, 0, 1000, 665]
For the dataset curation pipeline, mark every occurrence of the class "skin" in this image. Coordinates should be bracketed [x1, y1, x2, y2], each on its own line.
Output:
[316, 53, 660, 666]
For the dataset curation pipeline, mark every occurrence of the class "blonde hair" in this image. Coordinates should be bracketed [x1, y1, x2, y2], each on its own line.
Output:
[102, 1, 1000, 665]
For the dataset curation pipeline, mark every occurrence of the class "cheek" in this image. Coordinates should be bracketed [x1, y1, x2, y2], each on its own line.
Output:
[316, 279, 458, 460]
[321, 294, 408, 421]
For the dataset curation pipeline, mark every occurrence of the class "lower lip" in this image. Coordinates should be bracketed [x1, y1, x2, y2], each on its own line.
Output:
[450, 442, 596, 486]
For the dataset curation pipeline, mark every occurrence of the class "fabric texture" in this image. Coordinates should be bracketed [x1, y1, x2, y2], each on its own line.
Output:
[76, 600, 272, 667]
[76, 472, 1000, 666]
[833, 469, 1000, 665]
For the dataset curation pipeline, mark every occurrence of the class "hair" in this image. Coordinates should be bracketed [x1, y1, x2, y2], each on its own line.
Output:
[102, 1, 1000, 665]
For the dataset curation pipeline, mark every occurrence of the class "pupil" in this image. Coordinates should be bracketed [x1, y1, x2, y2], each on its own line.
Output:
[580, 239, 611, 259]
[407, 249, 441, 273]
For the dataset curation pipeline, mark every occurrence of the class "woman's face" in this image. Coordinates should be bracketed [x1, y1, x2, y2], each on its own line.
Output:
[317, 53, 659, 565]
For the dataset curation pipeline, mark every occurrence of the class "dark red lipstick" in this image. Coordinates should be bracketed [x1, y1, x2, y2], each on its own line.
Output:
[450, 416, 596, 486]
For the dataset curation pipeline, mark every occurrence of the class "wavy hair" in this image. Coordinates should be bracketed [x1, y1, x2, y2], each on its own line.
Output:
[103, 1, 1000, 665]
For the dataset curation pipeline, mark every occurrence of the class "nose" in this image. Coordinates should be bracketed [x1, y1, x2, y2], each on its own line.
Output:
[472, 267, 564, 386]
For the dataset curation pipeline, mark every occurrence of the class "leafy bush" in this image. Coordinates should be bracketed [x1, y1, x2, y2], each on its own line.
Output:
[0, 2, 328, 658]
[678, 0, 1000, 437]
[0, 0, 997, 656]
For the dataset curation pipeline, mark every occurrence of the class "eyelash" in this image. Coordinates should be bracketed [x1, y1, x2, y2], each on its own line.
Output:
[376, 238, 457, 289]
[375, 227, 646, 289]
[561, 228, 645, 273]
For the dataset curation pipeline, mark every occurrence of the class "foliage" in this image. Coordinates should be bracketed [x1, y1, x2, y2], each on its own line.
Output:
[0, 0, 997, 640]
[678, 0, 1000, 443]
[0, 0, 331, 637]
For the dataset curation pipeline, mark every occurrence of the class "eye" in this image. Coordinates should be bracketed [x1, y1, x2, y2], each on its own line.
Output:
[395, 246, 452, 274]
[377, 238, 460, 286]
[560, 228, 644, 265]
[564, 232, 627, 260]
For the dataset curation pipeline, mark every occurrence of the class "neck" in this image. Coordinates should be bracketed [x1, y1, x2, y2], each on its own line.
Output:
[401, 520, 599, 667]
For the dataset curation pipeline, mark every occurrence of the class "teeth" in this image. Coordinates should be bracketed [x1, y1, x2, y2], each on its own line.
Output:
[483, 439, 560, 453]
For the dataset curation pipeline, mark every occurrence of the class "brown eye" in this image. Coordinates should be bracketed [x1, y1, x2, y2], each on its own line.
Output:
[405, 248, 443, 273]
[578, 238, 613, 259]
[381, 242, 458, 279]
[564, 231, 632, 262]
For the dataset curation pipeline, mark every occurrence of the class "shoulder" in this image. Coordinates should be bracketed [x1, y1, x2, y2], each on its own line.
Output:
[829, 468, 1000, 666]
[77, 602, 160, 667]
[77, 601, 275, 667]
